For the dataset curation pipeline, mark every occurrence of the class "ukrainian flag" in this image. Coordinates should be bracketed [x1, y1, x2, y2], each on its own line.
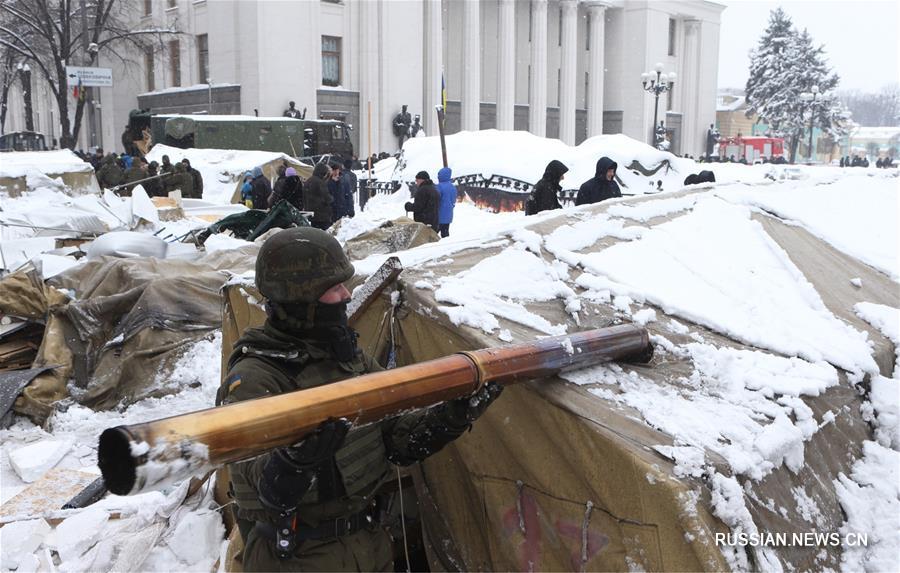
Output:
[441, 73, 447, 110]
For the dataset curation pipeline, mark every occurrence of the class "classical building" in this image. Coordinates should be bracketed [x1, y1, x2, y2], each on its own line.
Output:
[4, 0, 724, 157]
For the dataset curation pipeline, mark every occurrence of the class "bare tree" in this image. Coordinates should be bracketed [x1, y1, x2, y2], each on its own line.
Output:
[0, 0, 177, 148]
[0, 48, 17, 134]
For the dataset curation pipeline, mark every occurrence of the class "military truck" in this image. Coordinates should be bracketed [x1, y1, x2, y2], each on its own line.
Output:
[126, 111, 353, 160]
[0, 131, 48, 152]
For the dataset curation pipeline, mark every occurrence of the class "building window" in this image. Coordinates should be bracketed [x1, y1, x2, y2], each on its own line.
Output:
[321, 36, 341, 86]
[144, 0, 152, 16]
[558, 7, 562, 46]
[586, 14, 591, 50]
[145, 49, 155, 91]
[197, 34, 209, 83]
[667, 82, 675, 111]
[668, 18, 677, 56]
[528, 4, 532, 42]
[169, 40, 181, 87]
[167, 0, 177, 8]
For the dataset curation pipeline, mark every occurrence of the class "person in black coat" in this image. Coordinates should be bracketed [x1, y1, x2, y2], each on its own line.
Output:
[249, 167, 272, 209]
[302, 163, 333, 229]
[404, 170, 440, 233]
[269, 167, 304, 210]
[530, 160, 568, 214]
[576, 157, 621, 205]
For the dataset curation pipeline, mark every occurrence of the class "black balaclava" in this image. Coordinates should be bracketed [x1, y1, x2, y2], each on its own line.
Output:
[266, 300, 358, 363]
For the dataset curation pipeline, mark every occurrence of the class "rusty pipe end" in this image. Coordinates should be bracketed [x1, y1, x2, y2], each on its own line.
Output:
[98, 426, 138, 496]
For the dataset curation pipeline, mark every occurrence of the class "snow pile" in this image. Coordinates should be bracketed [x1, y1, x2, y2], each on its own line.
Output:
[389, 130, 699, 194]
[146, 144, 295, 204]
[579, 197, 878, 376]
[834, 441, 900, 572]
[434, 243, 573, 335]
[720, 175, 900, 280]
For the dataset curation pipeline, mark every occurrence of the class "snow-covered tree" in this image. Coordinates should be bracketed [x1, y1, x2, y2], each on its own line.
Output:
[745, 9, 844, 163]
[0, 0, 178, 149]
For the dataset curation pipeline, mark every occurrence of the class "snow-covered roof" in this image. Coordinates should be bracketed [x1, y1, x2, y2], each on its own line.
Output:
[162, 115, 302, 123]
[138, 83, 239, 97]
[716, 95, 746, 112]
[851, 126, 900, 141]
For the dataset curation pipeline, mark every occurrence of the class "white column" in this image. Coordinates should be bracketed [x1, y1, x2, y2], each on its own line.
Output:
[558, 0, 578, 144]
[359, 0, 380, 157]
[497, 0, 516, 131]
[424, 0, 443, 123]
[529, 0, 548, 137]
[461, 0, 481, 131]
[682, 19, 701, 155]
[586, 2, 608, 137]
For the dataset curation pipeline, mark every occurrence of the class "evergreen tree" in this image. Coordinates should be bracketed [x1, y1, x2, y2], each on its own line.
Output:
[745, 9, 847, 163]
[745, 8, 796, 136]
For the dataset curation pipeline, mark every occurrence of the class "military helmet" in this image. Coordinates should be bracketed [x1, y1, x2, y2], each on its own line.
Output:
[255, 227, 354, 304]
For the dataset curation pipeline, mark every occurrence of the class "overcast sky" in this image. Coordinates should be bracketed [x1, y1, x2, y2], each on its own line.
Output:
[717, 0, 899, 93]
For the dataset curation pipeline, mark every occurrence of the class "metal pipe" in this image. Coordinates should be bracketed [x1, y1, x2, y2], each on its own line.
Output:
[99, 325, 651, 495]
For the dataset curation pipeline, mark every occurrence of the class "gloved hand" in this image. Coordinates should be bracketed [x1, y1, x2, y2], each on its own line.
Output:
[404, 201, 414, 212]
[258, 418, 351, 512]
[446, 382, 504, 428]
[282, 418, 351, 469]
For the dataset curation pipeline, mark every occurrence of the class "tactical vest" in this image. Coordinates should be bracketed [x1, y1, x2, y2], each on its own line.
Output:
[223, 346, 391, 524]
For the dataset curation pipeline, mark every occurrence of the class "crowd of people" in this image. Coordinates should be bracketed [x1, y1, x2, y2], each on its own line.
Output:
[86, 148, 203, 198]
[241, 157, 361, 231]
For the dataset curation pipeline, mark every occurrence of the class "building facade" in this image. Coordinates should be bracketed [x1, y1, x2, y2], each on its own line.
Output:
[4, 0, 724, 158]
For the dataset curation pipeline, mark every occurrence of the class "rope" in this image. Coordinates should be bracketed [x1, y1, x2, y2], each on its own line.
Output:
[396, 466, 412, 573]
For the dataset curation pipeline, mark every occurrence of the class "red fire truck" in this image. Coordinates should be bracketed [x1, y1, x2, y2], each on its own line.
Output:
[718, 136, 785, 162]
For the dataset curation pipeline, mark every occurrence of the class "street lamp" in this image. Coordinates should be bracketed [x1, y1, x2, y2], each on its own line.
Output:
[799, 85, 831, 163]
[641, 62, 676, 149]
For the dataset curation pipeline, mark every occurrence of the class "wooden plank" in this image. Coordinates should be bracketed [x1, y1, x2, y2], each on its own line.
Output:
[0, 468, 99, 520]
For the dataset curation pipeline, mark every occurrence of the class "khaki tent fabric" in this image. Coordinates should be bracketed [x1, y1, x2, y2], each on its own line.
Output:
[6, 245, 260, 420]
[219, 187, 897, 571]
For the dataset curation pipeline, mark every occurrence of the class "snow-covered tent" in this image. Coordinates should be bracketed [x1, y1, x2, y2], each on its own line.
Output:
[0, 150, 99, 197]
[219, 174, 898, 571]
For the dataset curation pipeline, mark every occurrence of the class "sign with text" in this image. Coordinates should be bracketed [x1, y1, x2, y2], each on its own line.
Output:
[65, 66, 113, 87]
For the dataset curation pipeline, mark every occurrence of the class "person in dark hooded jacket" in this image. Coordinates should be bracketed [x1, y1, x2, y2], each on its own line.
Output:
[269, 167, 304, 210]
[250, 166, 272, 209]
[405, 170, 440, 233]
[530, 160, 568, 214]
[303, 162, 333, 229]
[576, 157, 620, 205]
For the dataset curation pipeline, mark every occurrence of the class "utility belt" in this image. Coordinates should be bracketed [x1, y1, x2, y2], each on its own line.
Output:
[255, 495, 391, 558]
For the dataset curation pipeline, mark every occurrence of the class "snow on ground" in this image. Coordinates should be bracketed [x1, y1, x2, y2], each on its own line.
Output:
[2, 132, 898, 571]
[1, 334, 224, 571]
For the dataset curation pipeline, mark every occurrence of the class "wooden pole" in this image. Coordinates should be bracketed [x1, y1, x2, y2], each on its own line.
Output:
[98, 326, 652, 495]
[435, 105, 449, 168]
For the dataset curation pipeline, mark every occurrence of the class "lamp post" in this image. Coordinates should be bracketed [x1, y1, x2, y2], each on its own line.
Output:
[641, 62, 676, 149]
[799, 85, 831, 163]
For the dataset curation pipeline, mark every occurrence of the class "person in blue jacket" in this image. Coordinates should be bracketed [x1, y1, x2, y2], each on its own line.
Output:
[436, 166, 457, 238]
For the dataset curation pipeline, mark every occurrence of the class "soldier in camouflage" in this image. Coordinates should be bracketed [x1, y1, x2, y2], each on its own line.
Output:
[216, 227, 502, 572]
